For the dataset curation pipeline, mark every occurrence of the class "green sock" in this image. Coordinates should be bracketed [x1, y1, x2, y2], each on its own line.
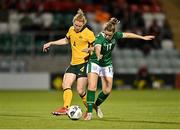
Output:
[87, 90, 95, 113]
[95, 91, 109, 106]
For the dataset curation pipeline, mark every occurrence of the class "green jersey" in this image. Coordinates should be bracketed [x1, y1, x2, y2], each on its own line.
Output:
[89, 31, 123, 67]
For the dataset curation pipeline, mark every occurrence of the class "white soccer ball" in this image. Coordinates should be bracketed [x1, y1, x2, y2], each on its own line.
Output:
[67, 105, 82, 120]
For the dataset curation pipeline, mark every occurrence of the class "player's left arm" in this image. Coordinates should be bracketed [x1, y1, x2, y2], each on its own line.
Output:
[122, 32, 155, 40]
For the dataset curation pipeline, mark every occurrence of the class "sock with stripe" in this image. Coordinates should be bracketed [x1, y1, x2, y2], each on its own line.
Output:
[95, 91, 109, 106]
[63, 88, 73, 108]
[87, 90, 95, 113]
[79, 92, 87, 108]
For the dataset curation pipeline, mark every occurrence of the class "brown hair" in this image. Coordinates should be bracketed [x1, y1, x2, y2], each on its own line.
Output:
[73, 9, 87, 25]
[104, 17, 119, 32]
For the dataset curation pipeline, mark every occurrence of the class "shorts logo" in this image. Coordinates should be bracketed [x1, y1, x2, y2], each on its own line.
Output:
[80, 66, 85, 72]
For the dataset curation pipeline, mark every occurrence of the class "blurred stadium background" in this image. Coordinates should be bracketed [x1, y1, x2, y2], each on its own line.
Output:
[0, 0, 180, 90]
[0, 0, 180, 129]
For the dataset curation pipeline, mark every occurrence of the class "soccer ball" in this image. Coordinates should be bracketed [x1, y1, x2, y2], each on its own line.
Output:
[67, 105, 83, 120]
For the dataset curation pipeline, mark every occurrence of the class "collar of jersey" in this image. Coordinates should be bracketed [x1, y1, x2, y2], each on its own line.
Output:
[101, 32, 114, 41]
[74, 26, 86, 33]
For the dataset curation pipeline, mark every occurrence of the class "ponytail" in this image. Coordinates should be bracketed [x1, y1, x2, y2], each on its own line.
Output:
[104, 17, 120, 32]
[109, 17, 120, 25]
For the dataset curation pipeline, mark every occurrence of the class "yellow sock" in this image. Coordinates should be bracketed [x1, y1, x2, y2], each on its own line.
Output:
[80, 92, 87, 108]
[63, 88, 73, 108]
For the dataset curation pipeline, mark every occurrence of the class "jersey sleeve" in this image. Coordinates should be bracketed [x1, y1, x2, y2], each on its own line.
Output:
[87, 31, 95, 45]
[115, 31, 123, 40]
[94, 34, 103, 47]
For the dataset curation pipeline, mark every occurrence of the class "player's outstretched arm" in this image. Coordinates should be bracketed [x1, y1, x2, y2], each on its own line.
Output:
[123, 32, 155, 40]
[43, 37, 69, 52]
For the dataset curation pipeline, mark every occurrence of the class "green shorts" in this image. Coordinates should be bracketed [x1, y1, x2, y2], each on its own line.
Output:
[65, 63, 87, 78]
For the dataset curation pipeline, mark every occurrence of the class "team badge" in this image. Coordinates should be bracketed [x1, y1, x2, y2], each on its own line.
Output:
[80, 66, 85, 72]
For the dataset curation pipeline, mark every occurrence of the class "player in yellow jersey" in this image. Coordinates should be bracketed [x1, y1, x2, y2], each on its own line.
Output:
[43, 9, 95, 115]
[43, 9, 99, 116]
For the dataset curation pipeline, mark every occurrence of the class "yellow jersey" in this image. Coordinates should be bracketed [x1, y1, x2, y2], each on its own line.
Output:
[66, 26, 95, 65]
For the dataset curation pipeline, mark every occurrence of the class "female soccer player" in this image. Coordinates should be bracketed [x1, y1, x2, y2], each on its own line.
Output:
[43, 9, 98, 116]
[84, 17, 155, 120]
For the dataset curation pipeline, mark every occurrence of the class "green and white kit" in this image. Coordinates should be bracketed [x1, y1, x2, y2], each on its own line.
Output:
[87, 31, 123, 77]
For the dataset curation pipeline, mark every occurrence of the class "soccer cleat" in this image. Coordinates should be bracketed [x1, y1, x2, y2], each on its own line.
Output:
[52, 107, 68, 115]
[94, 105, 103, 118]
[84, 112, 92, 121]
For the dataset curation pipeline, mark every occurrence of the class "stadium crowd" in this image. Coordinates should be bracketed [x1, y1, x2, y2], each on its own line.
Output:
[0, 0, 178, 74]
[0, 0, 173, 55]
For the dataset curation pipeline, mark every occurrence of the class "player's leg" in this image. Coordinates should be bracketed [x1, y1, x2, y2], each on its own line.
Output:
[75, 63, 88, 108]
[77, 77, 88, 108]
[84, 72, 99, 120]
[94, 66, 113, 118]
[62, 73, 76, 108]
[84, 62, 100, 120]
[97, 76, 113, 105]
[77, 75, 104, 118]
[95, 65, 113, 105]
[93, 76, 113, 119]
[52, 73, 76, 115]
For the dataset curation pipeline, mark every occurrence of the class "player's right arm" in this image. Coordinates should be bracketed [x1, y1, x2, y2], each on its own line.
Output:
[94, 33, 103, 61]
[95, 44, 103, 61]
[43, 37, 68, 52]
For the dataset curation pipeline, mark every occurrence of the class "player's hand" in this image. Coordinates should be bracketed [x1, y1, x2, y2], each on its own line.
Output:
[97, 54, 103, 61]
[43, 42, 51, 52]
[143, 35, 155, 40]
[82, 47, 94, 53]
[82, 48, 90, 53]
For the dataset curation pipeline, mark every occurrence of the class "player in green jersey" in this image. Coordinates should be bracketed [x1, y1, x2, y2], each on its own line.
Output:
[84, 17, 155, 120]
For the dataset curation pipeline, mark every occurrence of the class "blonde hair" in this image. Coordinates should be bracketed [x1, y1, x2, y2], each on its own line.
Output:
[73, 9, 87, 25]
[104, 17, 120, 33]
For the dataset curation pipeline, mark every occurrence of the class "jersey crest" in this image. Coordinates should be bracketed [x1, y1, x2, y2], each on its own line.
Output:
[80, 66, 85, 72]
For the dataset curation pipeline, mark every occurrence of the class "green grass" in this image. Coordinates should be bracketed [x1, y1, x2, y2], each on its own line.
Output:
[0, 90, 180, 129]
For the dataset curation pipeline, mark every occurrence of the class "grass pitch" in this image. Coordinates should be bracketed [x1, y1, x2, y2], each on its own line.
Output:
[0, 89, 180, 129]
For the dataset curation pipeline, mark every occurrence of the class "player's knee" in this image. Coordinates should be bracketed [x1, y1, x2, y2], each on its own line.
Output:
[103, 87, 112, 94]
[62, 82, 71, 90]
[88, 83, 96, 91]
[77, 87, 84, 95]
